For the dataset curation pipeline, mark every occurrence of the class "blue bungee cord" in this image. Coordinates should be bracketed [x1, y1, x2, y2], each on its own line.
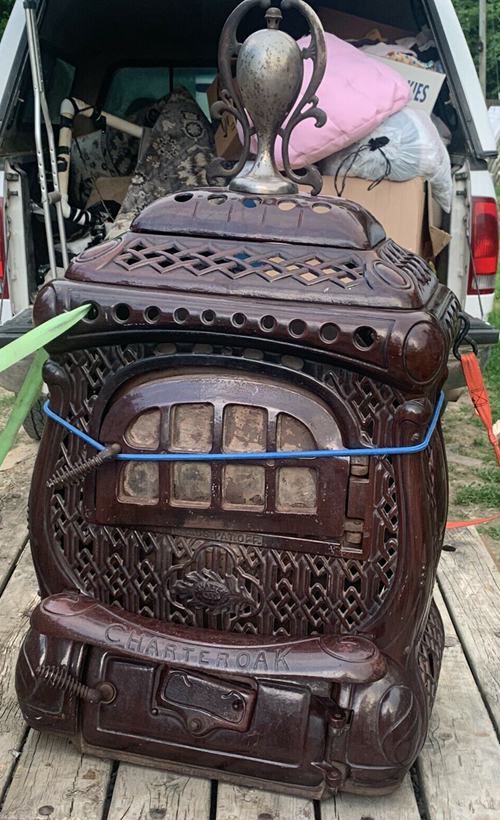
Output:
[43, 391, 445, 462]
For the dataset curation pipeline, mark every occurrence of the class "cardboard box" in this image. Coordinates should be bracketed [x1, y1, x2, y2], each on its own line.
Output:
[301, 175, 450, 259]
[366, 55, 446, 114]
[86, 176, 131, 207]
[425, 184, 451, 259]
[319, 176, 426, 254]
[207, 76, 242, 161]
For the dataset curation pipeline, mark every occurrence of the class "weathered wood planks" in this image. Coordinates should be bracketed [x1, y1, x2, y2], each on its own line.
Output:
[106, 764, 212, 820]
[0, 506, 28, 592]
[322, 775, 420, 819]
[0, 434, 36, 591]
[417, 587, 500, 819]
[1, 732, 112, 820]
[216, 783, 315, 820]
[438, 526, 500, 733]
[0, 548, 37, 797]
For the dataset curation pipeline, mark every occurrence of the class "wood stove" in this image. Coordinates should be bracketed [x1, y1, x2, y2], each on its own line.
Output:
[16, 0, 459, 798]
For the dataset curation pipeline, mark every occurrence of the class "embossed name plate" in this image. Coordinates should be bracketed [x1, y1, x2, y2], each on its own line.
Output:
[32, 593, 386, 684]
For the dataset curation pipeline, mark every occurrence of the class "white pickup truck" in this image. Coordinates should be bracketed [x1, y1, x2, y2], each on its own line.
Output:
[0, 0, 497, 435]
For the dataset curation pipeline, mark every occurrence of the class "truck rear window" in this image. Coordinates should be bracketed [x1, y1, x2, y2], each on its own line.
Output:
[104, 67, 216, 119]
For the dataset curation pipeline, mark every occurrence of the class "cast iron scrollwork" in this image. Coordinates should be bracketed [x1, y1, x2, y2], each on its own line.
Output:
[211, 0, 327, 195]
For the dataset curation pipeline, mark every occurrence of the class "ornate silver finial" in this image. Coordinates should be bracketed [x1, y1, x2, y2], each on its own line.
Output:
[211, 0, 327, 196]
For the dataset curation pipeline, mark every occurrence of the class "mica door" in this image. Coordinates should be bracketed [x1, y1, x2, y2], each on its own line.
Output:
[92, 368, 350, 542]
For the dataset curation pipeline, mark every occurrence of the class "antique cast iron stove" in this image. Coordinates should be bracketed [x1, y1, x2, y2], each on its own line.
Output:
[17, 0, 459, 798]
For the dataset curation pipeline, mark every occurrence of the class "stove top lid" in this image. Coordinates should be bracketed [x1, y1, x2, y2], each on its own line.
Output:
[131, 188, 386, 251]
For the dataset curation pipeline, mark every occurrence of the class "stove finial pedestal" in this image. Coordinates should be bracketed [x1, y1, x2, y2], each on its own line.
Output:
[211, 0, 327, 195]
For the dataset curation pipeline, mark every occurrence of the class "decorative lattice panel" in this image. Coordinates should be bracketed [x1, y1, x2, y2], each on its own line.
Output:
[48, 345, 401, 637]
[418, 599, 445, 708]
[113, 237, 367, 290]
[379, 239, 433, 288]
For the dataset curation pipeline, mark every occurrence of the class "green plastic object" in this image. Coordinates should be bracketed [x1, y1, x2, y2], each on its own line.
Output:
[0, 348, 47, 465]
[0, 304, 90, 374]
[0, 304, 90, 466]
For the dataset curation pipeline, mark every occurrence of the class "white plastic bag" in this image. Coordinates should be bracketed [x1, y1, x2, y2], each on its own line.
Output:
[319, 107, 452, 212]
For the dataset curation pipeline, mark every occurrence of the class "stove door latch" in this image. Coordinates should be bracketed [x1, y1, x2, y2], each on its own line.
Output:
[154, 668, 257, 736]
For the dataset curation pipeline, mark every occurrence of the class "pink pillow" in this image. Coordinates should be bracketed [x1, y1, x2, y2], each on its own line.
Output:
[241, 32, 411, 169]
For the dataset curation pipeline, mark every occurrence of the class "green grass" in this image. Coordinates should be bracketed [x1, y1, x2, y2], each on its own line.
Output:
[482, 524, 500, 541]
[455, 476, 500, 507]
[444, 271, 500, 540]
[460, 273, 500, 532]
[0, 391, 15, 415]
[484, 274, 500, 412]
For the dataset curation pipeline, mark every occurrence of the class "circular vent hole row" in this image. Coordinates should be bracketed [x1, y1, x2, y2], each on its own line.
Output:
[171, 193, 335, 216]
[89, 304, 377, 350]
[232, 312, 246, 328]
[111, 304, 163, 324]
[201, 309, 216, 325]
[174, 192, 193, 203]
[113, 303, 131, 322]
[260, 315, 276, 332]
[289, 319, 306, 337]
[174, 307, 189, 323]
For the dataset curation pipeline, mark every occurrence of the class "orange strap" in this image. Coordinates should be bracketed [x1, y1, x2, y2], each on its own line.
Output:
[446, 512, 500, 530]
[460, 351, 500, 467]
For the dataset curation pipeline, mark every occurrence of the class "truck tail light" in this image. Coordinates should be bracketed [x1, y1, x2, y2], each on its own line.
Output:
[0, 196, 8, 300]
[468, 196, 499, 295]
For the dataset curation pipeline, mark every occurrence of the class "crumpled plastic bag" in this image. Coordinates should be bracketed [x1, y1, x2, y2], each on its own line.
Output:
[319, 107, 452, 212]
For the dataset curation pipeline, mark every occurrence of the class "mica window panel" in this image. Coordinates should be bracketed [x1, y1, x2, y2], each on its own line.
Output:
[118, 462, 160, 505]
[170, 403, 214, 452]
[277, 413, 315, 451]
[222, 464, 265, 511]
[276, 467, 317, 513]
[124, 409, 161, 450]
[171, 462, 212, 508]
[223, 405, 267, 452]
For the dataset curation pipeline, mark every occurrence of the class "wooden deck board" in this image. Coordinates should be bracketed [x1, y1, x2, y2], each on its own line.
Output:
[417, 586, 500, 819]
[0, 511, 27, 593]
[106, 765, 212, 820]
[0, 523, 498, 818]
[0, 437, 36, 591]
[438, 527, 500, 733]
[0, 547, 37, 798]
[216, 783, 315, 819]
[321, 775, 420, 819]
[0, 732, 112, 820]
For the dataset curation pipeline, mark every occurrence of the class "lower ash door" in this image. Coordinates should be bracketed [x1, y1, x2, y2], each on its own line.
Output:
[81, 648, 326, 787]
